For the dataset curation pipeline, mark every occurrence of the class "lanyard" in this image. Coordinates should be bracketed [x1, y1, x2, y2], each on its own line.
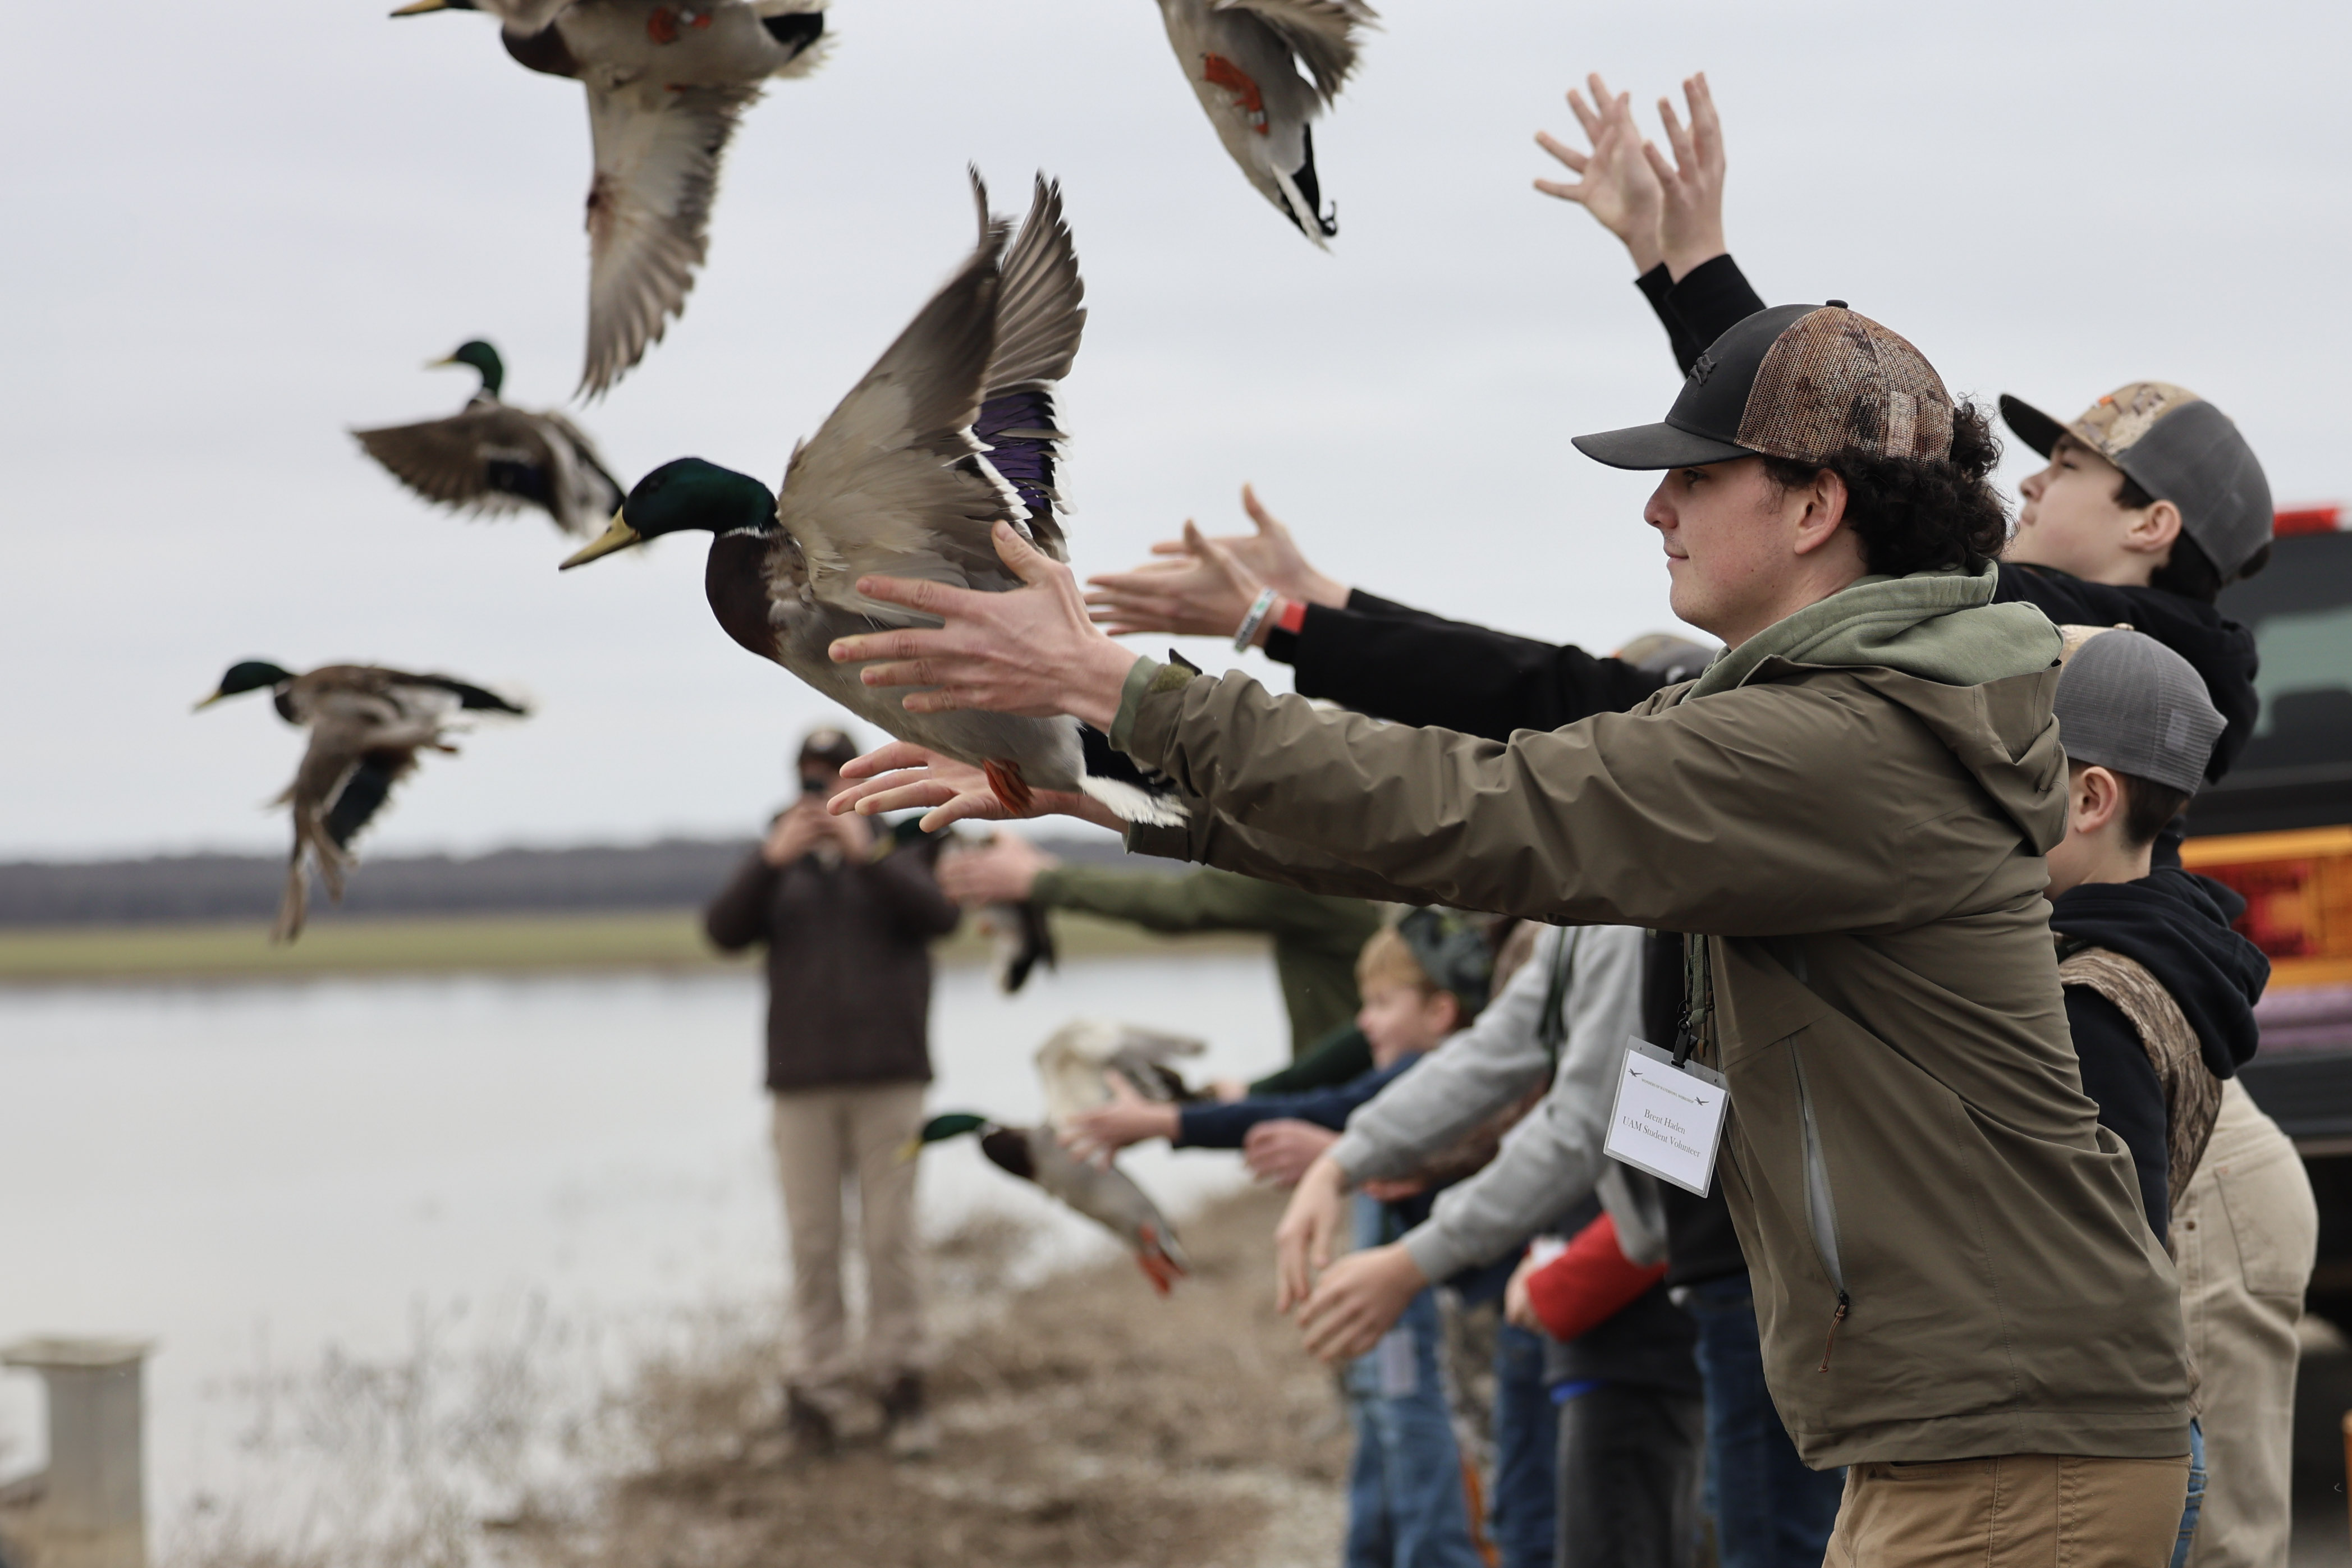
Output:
[1535, 927, 1580, 1070]
[1674, 932, 1713, 1069]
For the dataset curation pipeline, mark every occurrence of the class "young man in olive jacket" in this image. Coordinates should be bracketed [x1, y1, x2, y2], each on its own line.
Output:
[825, 305, 2194, 1563]
[704, 727, 962, 1460]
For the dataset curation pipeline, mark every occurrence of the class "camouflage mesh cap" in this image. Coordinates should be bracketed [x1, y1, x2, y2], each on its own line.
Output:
[796, 726, 861, 770]
[1575, 304, 1955, 471]
[1999, 382, 2274, 580]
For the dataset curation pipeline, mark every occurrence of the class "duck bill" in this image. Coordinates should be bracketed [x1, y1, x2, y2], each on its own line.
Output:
[389, 1, 452, 14]
[559, 512, 644, 570]
[425, 353, 459, 368]
[191, 692, 228, 712]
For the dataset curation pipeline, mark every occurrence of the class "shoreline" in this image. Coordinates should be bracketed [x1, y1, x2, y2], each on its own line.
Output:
[0, 910, 1266, 987]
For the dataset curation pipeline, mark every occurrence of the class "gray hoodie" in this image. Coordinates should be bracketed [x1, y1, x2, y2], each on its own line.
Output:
[1329, 923, 1658, 1281]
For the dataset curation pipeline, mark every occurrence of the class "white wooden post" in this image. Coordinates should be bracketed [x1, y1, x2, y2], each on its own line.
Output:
[0, 1338, 154, 1568]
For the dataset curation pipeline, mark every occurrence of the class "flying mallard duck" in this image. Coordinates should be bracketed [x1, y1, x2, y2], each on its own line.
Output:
[352, 341, 625, 537]
[557, 171, 1181, 826]
[911, 1113, 1189, 1294]
[391, 0, 828, 396]
[1152, 0, 1378, 246]
[195, 661, 528, 942]
[1035, 1018, 1206, 1125]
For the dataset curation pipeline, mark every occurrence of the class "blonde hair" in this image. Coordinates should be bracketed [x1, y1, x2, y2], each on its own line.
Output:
[1356, 927, 1438, 996]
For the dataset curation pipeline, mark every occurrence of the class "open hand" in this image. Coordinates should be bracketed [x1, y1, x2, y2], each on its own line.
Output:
[1296, 1243, 1429, 1363]
[1062, 1071, 1180, 1163]
[1242, 1119, 1340, 1188]
[1272, 1154, 1351, 1312]
[827, 522, 1138, 729]
[827, 741, 1116, 835]
[1087, 487, 1347, 637]
[1535, 74, 1665, 273]
[1644, 73, 1727, 281]
[937, 832, 1058, 905]
[1503, 1247, 1546, 1333]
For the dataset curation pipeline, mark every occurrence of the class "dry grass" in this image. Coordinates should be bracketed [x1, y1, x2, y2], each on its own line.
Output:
[0, 913, 1262, 985]
[147, 1190, 1346, 1568]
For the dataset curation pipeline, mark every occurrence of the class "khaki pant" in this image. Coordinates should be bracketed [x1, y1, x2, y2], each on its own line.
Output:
[2177, 1079, 2318, 1568]
[1823, 1454, 2189, 1567]
[771, 1082, 927, 1410]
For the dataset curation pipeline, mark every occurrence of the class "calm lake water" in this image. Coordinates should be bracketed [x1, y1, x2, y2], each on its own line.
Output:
[0, 952, 1288, 1552]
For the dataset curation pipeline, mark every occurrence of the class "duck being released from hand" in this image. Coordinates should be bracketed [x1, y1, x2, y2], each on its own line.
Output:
[391, 0, 827, 395]
[1034, 1018, 1206, 1126]
[195, 661, 528, 942]
[1152, 0, 1377, 245]
[352, 341, 625, 537]
[910, 1113, 1190, 1294]
[557, 171, 1181, 826]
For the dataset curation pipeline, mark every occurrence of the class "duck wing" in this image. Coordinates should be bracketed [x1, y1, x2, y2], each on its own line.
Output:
[580, 78, 762, 397]
[354, 406, 621, 536]
[775, 181, 1020, 626]
[1213, 0, 1376, 104]
[1018, 1131, 1191, 1293]
[974, 176, 1086, 561]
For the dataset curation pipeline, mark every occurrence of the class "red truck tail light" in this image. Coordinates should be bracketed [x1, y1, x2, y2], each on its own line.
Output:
[2182, 826, 2352, 988]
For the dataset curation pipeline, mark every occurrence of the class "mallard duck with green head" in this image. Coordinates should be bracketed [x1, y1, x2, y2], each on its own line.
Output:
[352, 341, 625, 537]
[391, 0, 828, 395]
[911, 1113, 1190, 1294]
[195, 661, 528, 942]
[556, 172, 1181, 826]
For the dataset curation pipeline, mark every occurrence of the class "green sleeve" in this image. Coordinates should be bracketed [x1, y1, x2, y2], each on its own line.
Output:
[1031, 862, 1365, 942]
[1248, 1024, 1375, 1096]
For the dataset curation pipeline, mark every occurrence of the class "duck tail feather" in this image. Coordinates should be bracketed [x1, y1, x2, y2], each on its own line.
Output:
[1076, 723, 1185, 826]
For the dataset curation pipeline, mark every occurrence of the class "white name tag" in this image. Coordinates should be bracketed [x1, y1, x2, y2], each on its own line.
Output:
[1603, 1038, 1730, 1196]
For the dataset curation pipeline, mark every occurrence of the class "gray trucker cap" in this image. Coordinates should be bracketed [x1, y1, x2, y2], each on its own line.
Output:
[1999, 382, 2273, 580]
[2053, 627, 2224, 795]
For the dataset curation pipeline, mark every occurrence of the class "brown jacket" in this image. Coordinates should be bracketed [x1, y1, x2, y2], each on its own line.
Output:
[1109, 570, 2189, 1466]
[704, 836, 961, 1092]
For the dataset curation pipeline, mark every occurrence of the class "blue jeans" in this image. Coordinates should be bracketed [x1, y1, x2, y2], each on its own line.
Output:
[2169, 1418, 2206, 1568]
[1345, 1199, 1484, 1568]
[1678, 1275, 1844, 1568]
[1491, 1322, 1559, 1568]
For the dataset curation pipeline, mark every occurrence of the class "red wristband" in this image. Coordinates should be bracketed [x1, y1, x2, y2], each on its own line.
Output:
[1274, 597, 1309, 635]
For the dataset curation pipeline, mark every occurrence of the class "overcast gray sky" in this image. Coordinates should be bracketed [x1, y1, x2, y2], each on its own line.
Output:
[4, 0, 2348, 861]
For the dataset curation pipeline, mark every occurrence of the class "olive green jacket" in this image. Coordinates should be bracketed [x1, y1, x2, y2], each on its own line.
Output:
[1030, 864, 1379, 1055]
[1110, 568, 2189, 1467]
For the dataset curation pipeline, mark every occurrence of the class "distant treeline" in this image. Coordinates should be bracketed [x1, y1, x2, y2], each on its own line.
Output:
[0, 835, 1143, 928]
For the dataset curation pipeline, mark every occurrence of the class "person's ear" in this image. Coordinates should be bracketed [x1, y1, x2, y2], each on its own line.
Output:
[1427, 990, 1462, 1036]
[1790, 468, 1850, 558]
[2124, 498, 2184, 561]
[2073, 765, 2126, 837]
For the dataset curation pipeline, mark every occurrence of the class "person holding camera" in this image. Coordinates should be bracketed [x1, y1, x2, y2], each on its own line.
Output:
[704, 726, 962, 1461]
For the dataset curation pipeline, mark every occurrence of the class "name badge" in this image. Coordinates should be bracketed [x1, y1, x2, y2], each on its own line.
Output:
[1603, 1038, 1730, 1196]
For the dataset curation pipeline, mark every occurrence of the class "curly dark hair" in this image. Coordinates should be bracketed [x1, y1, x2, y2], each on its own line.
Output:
[1761, 401, 2011, 577]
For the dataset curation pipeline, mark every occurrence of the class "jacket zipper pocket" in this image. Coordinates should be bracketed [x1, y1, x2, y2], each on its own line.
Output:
[1818, 1292, 1850, 1373]
[1791, 1048, 1849, 1368]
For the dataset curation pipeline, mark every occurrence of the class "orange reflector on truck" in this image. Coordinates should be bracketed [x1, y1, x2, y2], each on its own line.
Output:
[2182, 825, 2352, 988]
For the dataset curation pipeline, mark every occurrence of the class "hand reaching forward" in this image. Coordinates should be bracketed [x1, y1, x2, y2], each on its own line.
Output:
[1296, 1243, 1430, 1363]
[1535, 74, 1664, 274]
[1062, 1071, 1180, 1164]
[827, 740, 1119, 835]
[1242, 1118, 1340, 1188]
[1644, 73, 1727, 281]
[1272, 1154, 1352, 1312]
[828, 521, 1140, 728]
[1087, 486, 1348, 638]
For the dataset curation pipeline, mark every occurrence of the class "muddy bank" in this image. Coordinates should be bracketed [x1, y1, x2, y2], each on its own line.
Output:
[529, 1186, 1350, 1568]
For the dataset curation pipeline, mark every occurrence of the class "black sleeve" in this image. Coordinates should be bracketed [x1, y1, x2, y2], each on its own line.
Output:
[1662, 254, 1768, 362]
[1264, 600, 1670, 740]
[703, 852, 778, 952]
[1636, 264, 1707, 374]
[2065, 986, 2171, 1244]
[1994, 565, 2260, 783]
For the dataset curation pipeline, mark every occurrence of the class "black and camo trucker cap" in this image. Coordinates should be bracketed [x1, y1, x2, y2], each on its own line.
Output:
[2052, 627, 2224, 796]
[1574, 303, 1955, 471]
[1999, 382, 2273, 581]
[1397, 907, 1493, 1019]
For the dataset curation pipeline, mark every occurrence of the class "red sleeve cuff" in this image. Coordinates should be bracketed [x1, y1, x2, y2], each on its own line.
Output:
[1524, 1213, 1668, 1343]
